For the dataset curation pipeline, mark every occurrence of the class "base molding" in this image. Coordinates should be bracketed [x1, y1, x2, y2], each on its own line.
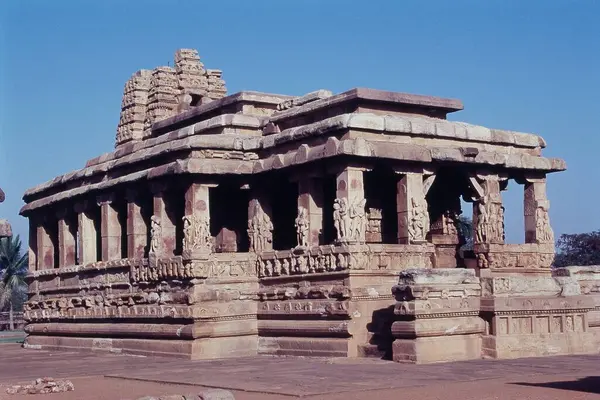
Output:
[23, 334, 258, 360]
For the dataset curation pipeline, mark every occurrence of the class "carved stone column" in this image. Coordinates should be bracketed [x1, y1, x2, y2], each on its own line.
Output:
[297, 178, 323, 247]
[98, 195, 121, 261]
[524, 177, 554, 246]
[470, 175, 505, 245]
[28, 218, 38, 271]
[126, 190, 148, 259]
[396, 172, 432, 244]
[334, 166, 366, 243]
[57, 209, 77, 267]
[75, 201, 98, 265]
[151, 183, 176, 256]
[183, 182, 214, 258]
[247, 187, 273, 253]
[36, 222, 54, 269]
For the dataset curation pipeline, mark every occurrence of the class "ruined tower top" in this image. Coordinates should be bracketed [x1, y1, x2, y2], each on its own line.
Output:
[115, 48, 227, 147]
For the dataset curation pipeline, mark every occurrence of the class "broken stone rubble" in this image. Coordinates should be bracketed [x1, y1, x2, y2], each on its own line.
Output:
[5, 377, 74, 395]
[135, 388, 235, 400]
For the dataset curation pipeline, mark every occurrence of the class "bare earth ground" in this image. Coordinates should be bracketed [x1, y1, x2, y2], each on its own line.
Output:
[0, 344, 598, 400]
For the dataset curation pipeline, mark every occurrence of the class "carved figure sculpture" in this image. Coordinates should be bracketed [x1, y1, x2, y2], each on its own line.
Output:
[182, 215, 193, 250]
[259, 212, 274, 251]
[333, 198, 350, 240]
[349, 199, 367, 242]
[535, 205, 554, 243]
[197, 215, 211, 248]
[476, 195, 504, 244]
[442, 210, 458, 236]
[409, 197, 429, 242]
[150, 215, 161, 254]
[477, 253, 489, 269]
[248, 202, 273, 252]
[333, 198, 367, 242]
[183, 214, 212, 251]
[295, 206, 309, 247]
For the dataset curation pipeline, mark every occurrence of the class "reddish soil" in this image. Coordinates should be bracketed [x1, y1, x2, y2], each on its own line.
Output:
[1, 344, 598, 400]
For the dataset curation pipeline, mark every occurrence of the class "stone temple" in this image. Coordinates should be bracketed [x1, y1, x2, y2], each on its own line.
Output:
[20, 49, 600, 363]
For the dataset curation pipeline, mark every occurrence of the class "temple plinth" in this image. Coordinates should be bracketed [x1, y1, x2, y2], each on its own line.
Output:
[19, 48, 598, 363]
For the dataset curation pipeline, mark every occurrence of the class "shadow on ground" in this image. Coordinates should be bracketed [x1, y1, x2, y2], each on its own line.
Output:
[512, 376, 600, 394]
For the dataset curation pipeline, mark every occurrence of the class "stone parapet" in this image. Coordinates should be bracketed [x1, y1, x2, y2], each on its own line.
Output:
[553, 266, 600, 347]
[257, 243, 434, 278]
[480, 294, 596, 359]
[390, 268, 483, 363]
[23, 253, 259, 359]
[474, 243, 555, 275]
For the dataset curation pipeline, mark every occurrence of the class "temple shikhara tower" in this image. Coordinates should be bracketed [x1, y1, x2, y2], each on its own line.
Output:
[19, 49, 600, 363]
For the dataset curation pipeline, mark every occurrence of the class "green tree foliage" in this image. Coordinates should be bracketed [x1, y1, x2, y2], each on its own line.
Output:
[0, 235, 28, 330]
[457, 215, 473, 251]
[553, 230, 600, 267]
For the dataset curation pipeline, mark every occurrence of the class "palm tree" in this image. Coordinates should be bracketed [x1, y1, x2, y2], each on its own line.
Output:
[0, 235, 28, 330]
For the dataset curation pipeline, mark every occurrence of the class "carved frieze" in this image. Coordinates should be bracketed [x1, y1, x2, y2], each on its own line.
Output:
[24, 289, 192, 322]
[474, 243, 554, 271]
[258, 250, 370, 278]
[258, 285, 351, 301]
[258, 300, 350, 318]
[131, 257, 191, 282]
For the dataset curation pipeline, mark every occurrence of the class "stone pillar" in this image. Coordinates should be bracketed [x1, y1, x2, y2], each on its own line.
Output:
[396, 173, 429, 244]
[151, 183, 176, 256]
[334, 167, 366, 242]
[126, 190, 148, 259]
[471, 175, 504, 245]
[183, 182, 213, 257]
[247, 188, 273, 253]
[36, 223, 54, 269]
[28, 218, 37, 271]
[98, 195, 121, 261]
[298, 178, 323, 247]
[524, 177, 554, 245]
[75, 202, 98, 264]
[57, 210, 76, 267]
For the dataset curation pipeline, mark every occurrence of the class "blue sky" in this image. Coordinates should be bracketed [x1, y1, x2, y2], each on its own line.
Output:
[1, 1, 599, 245]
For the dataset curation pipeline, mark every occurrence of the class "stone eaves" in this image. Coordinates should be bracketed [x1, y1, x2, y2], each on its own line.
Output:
[21, 89, 564, 212]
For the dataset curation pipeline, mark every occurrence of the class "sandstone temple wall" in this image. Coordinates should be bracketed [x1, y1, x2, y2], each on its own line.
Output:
[19, 48, 596, 363]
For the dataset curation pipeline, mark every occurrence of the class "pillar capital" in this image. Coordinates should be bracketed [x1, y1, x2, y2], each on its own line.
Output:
[96, 193, 115, 206]
[393, 167, 426, 175]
